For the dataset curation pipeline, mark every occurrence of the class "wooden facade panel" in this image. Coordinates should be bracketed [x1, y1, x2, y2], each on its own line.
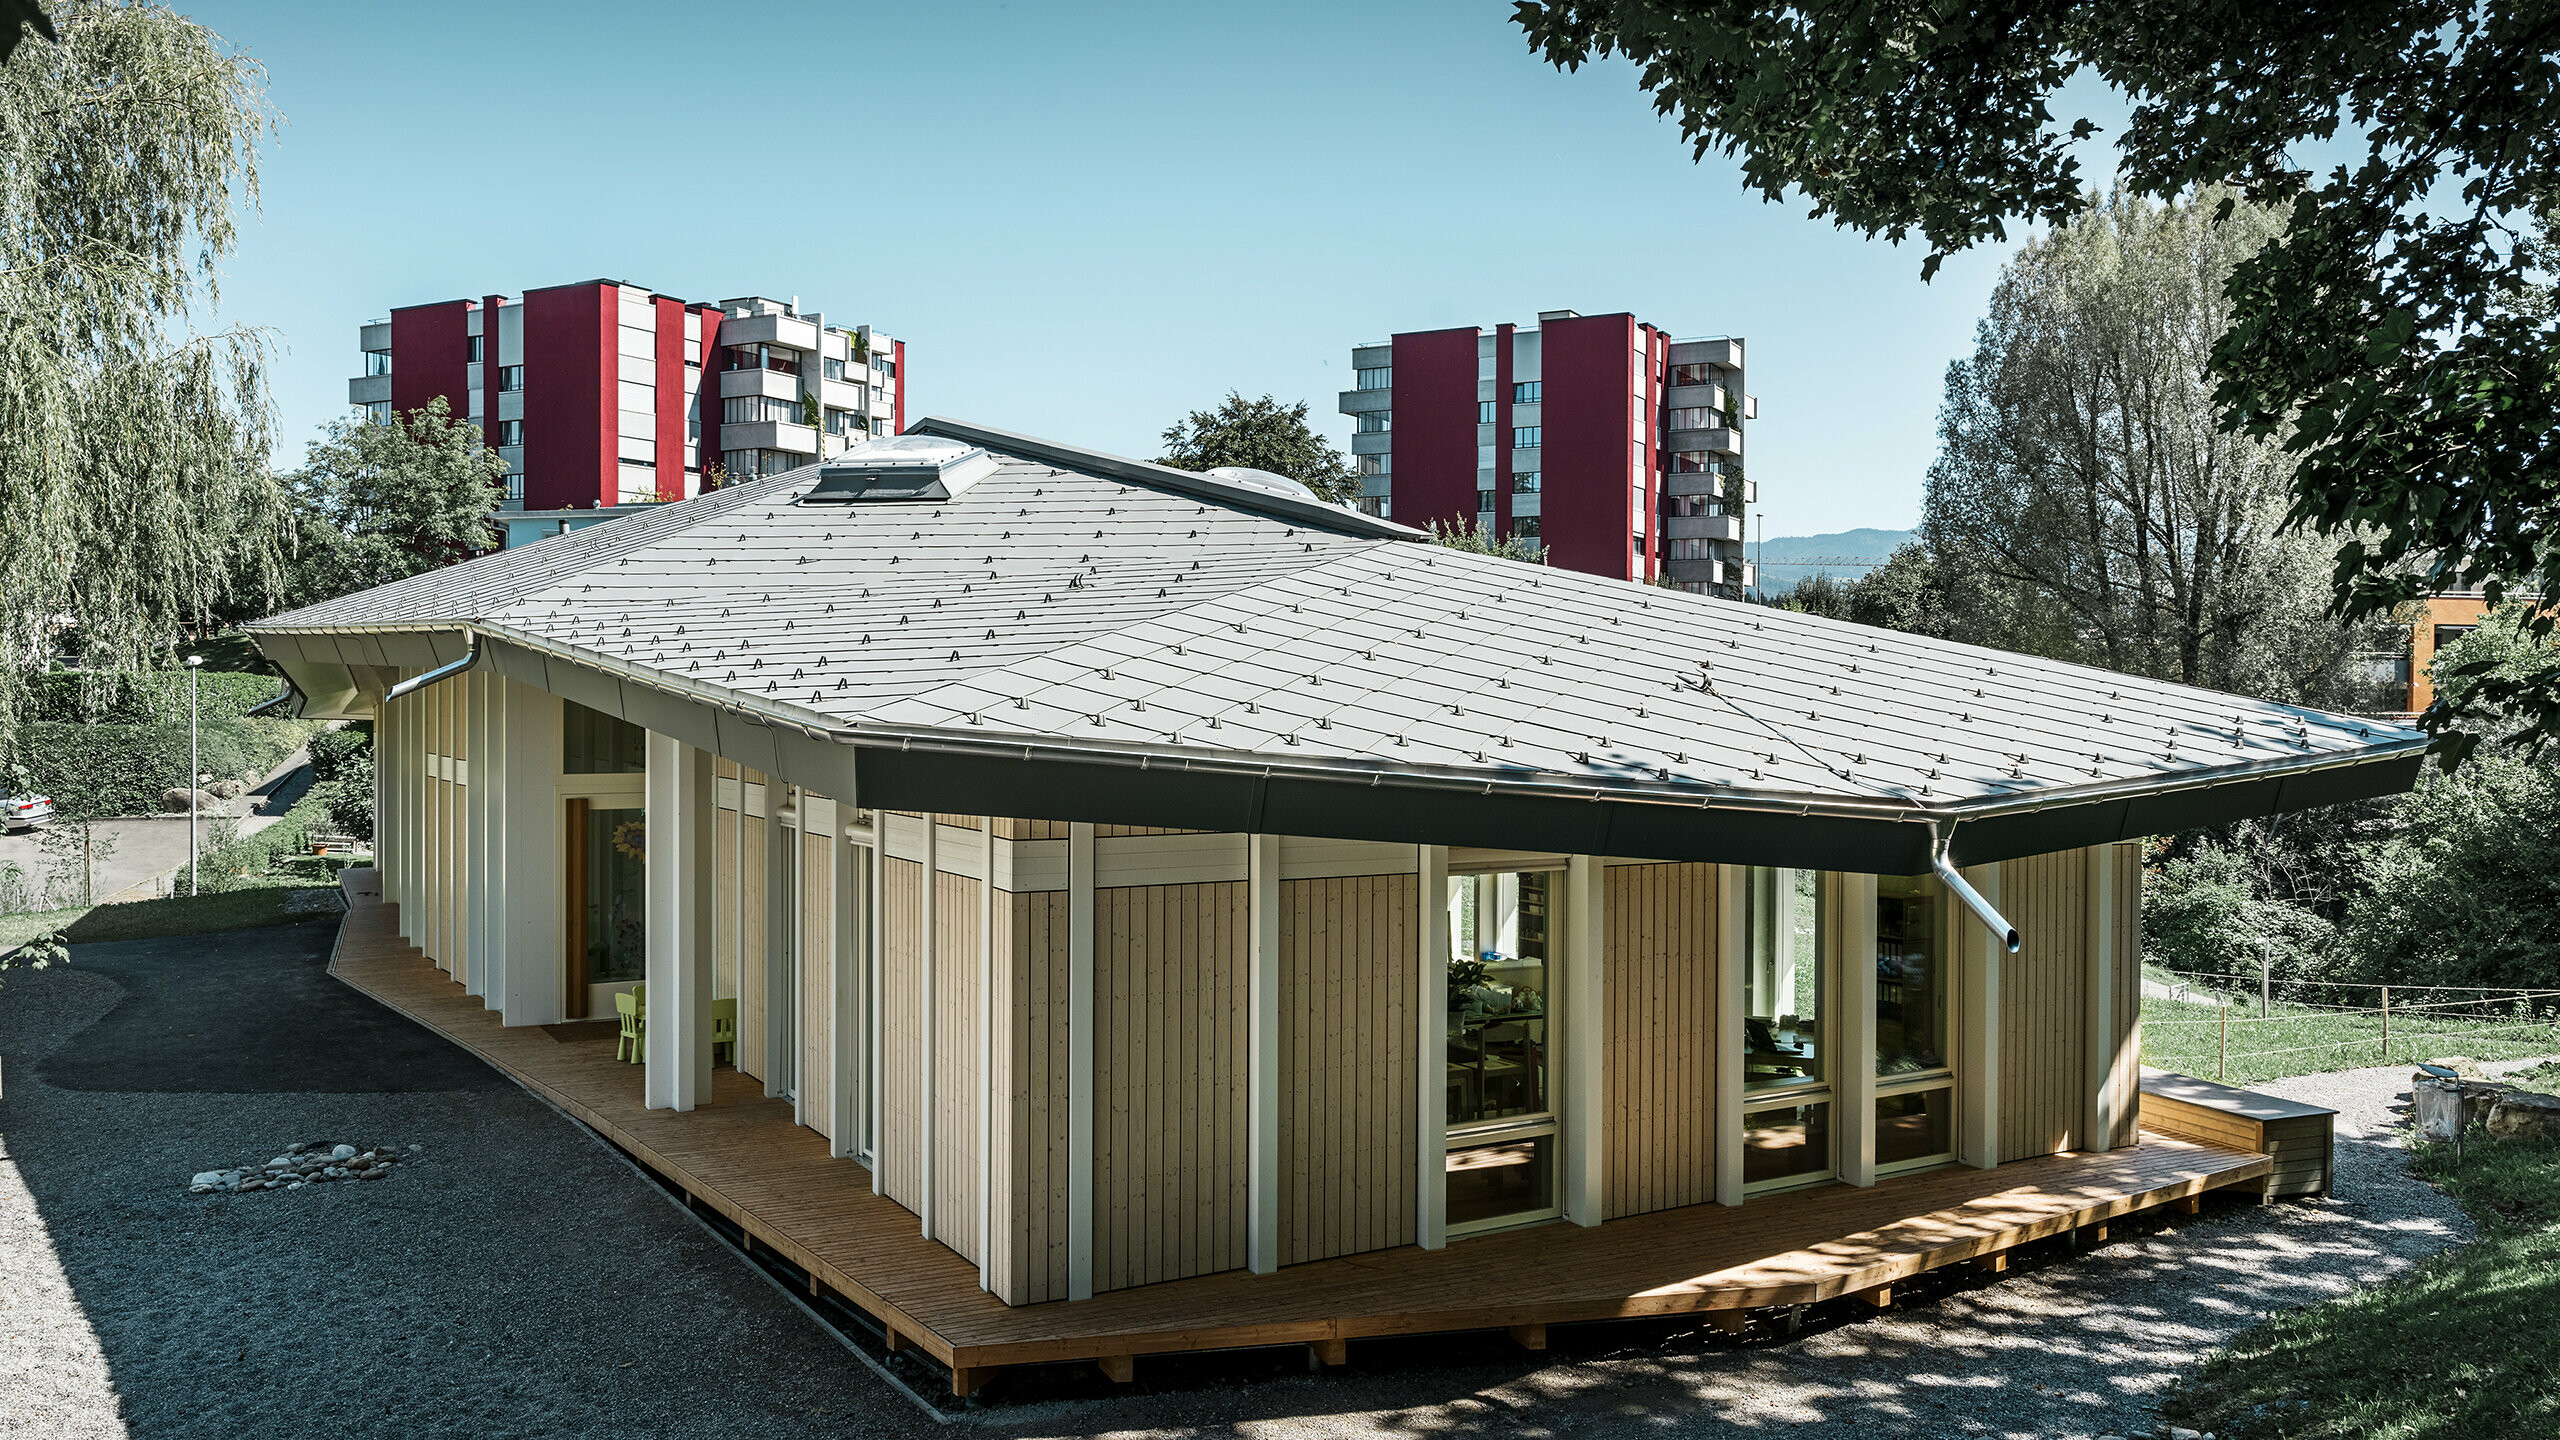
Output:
[992, 818, 1069, 841]
[2110, 843, 2143, 1151]
[1092, 881, 1248, 1293]
[881, 856, 925, 1209]
[1277, 873, 1417, 1267]
[934, 871, 983, 1263]
[799, 832, 834, 1142]
[990, 890, 1072, 1304]
[1602, 863, 1719, 1220]
[933, 813, 986, 831]
[739, 815, 767, 1082]
[1998, 850, 2087, 1162]
[714, 802, 739, 1003]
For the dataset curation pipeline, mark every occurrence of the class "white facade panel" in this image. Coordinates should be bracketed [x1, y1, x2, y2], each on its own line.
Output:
[618, 405, 654, 439]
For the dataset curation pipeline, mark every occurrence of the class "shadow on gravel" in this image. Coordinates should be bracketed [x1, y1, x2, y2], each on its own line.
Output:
[36, 921, 505, 1094]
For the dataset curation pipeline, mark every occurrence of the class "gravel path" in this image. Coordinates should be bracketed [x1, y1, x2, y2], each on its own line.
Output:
[1, 923, 2511, 1439]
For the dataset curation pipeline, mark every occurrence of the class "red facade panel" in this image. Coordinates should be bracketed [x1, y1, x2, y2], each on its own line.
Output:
[1537, 313, 1642, 581]
[892, 338, 907, 435]
[388, 300, 471, 421]
[520, 282, 616, 510]
[479, 293, 503, 453]
[1387, 327, 1480, 536]
[694, 305, 724, 483]
[653, 294, 687, 502]
[1492, 323, 1515, 538]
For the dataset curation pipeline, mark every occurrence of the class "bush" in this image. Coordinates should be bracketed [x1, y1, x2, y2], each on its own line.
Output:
[24, 669, 283, 724]
[2144, 840, 2335, 991]
[307, 723, 370, 783]
[15, 716, 320, 819]
[196, 784, 339, 891]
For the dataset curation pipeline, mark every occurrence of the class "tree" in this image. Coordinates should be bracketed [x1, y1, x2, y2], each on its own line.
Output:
[1158, 392, 1361, 504]
[1426, 517, 1546, 563]
[0, 1, 280, 762]
[1923, 189, 2390, 710]
[1515, 0, 2560, 751]
[264, 396, 507, 614]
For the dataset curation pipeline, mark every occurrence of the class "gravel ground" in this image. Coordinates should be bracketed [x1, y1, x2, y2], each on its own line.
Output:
[1, 921, 2514, 1439]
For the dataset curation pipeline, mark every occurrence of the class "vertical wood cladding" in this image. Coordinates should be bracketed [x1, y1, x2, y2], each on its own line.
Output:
[990, 890, 1073, 1303]
[1278, 873, 1418, 1266]
[1092, 881, 1249, 1292]
[2110, 843, 2143, 1150]
[738, 815, 767, 1082]
[1998, 849, 2089, 1161]
[1602, 863, 1720, 1219]
[879, 857, 925, 1210]
[933, 870, 982, 1263]
[799, 832, 833, 1142]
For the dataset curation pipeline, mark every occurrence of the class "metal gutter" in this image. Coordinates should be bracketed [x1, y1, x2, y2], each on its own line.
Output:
[245, 618, 2433, 839]
[382, 631, 480, 700]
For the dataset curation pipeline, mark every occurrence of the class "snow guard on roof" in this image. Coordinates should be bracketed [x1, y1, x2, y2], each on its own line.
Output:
[801, 435, 997, 502]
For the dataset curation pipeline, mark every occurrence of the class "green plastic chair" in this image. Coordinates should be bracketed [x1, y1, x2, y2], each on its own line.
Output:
[712, 997, 738, 1068]
[614, 990, 644, 1064]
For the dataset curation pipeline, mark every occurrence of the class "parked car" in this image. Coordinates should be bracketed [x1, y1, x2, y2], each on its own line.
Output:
[3, 793, 54, 831]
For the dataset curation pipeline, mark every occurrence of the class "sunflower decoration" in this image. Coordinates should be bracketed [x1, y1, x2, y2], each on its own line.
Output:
[612, 817, 646, 862]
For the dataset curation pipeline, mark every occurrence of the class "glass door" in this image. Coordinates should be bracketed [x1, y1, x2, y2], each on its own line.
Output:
[1874, 874, 1955, 1173]
[564, 799, 647, 1019]
[1444, 868, 1560, 1233]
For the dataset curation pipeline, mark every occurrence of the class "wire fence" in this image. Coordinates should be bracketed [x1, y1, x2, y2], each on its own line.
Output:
[2142, 966, 2560, 1085]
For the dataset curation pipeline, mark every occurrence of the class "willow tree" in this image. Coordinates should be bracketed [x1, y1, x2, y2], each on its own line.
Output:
[0, 1, 280, 766]
[1923, 190, 2389, 710]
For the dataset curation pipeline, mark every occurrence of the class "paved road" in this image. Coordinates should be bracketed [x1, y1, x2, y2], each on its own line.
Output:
[0, 754, 319, 905]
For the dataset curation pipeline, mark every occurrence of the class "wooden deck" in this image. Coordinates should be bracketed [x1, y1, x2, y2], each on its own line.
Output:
[332, 880, 2273, 1393]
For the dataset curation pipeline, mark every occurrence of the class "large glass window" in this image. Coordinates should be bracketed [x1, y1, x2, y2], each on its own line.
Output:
[364, 348, 393, 376]
[1875, 875, 1949, 1076]
[577, 805, 646, 986]
[1743, 867, 1834, 1192]
[1743, 1100, 1833, 1188]
[1355, 412, 1390, 433]
[563, 700, 645, 774]
[1445, 868, 1558, 1231]
[1511, 426, 1542, 449]
[1512, 380, 1541, 403]
[1672, 360, 1716, 386]
[1355, 365, 1391, 390]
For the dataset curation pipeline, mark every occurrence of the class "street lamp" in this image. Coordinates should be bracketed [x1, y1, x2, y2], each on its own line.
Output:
[186, 654, 203, 897]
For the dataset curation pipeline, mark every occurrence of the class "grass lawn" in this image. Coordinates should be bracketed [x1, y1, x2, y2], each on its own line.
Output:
[2142, 990, 2560, 1087]
[0, 855, 348, 951]
[2163, 1061, 2560, 1439]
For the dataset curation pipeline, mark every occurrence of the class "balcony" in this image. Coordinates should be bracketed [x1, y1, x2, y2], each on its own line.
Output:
[721, 420, 819, 455]
[1665, 513, 1745, 542]
[718, 311, 821, 352]
[721, 367, 803, 401]
[347, 373, 391, 405]
[1664, 425, 1742, 457]
[1337, 387, 1391, 415]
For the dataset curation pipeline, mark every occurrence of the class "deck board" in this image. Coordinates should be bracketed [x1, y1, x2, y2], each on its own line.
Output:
[331, 881, 2271, 1375]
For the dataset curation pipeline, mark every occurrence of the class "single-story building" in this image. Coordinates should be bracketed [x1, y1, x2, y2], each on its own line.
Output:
[247, 420, 2427, 1389]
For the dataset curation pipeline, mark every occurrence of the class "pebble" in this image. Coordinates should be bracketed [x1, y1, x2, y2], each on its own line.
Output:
[183, 1141, 407, 1196]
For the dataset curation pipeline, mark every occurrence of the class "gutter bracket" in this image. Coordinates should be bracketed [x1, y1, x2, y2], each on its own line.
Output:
[1931, 822, 2020, 954]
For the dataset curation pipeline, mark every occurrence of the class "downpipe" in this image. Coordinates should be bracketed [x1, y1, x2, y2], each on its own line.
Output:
[1932, 825, 2020, 954]
[383, 631, 479, 701]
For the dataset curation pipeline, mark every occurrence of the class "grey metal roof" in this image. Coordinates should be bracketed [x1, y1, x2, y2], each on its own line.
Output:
[250, 419, 2429, 869]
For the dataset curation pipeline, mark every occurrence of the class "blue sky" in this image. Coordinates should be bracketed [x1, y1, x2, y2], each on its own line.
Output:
[195, 0, 2061, 541]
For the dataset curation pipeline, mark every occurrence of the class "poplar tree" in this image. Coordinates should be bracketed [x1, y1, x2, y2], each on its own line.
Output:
[0, 2, 280, 766]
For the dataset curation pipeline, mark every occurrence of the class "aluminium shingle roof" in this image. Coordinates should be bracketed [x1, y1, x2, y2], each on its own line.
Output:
[250, 419, 2428, 862]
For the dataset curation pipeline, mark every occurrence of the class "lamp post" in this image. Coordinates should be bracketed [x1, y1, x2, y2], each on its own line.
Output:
[186, 653, 203, 897]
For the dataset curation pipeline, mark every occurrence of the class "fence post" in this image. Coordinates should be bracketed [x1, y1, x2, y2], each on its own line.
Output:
[2381, 985, 2391, 1065]
[2259, 940, 2272, 1020]
[83, 822, 95, 906]
[2218, 1000, 2228, 1083]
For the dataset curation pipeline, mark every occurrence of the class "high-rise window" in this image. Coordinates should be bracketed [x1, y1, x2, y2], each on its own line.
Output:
[363, 349, 393, 377]
[494, 418, 525, 447]
[1355, 412, 1390, 433]
[1512, 516, 1539, 540]
[1512, 381, 1541, 403]
[1511, 426, 1541, 449]
[722, 394, 802, 425]
[1669, 406, 1719, 431]
[466, 335, 484, 364]
[362, 400, 392, 426]
[1672, 361, 1715, 386]
[723, 343, 803, 377]
[1476, 489, 1496, 514]
[1355, 366, 1391, 390]
[502, 472, 524, 501]
[1669, 450, 1715, 473]
[1512, 471, 1541, 493]
[1356, 452, 1389, 476]
[498, 365, 524, 392]
[1479, 401, 1497, 423]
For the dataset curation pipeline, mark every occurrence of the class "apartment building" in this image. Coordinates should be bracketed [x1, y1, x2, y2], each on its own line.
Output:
[1339, 311, 1755, 594]
[348, 281, 905, 514]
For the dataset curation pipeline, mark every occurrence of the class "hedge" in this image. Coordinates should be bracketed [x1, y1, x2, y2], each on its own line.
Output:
[25, 669, 286, 725]
[197, 784, 344, 891]
[15, 716, 322, 819]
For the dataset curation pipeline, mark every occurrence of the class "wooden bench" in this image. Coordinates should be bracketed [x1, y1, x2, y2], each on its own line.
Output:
[2139, 1069, 2336, 1199]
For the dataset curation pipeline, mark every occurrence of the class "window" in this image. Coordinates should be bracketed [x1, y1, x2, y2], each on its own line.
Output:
[362, 400, 392, 426]
[494, 418, 524, 447]
[1511, 426, 1541, 449]
[1875, 874, 1955, 1171]
[1355, 412, 1390, 433]
[1476, 490, 1495, 514]
[1512, 380, 1541, 403]
[363, 349, 393, 377]
[722, 343, 802, 376]
[562, 700, 645, 774]
[1353, 495, 1386, 517]
[1355, 365, 1391, 390]
[466, 335, 484, 364]
[823, 407, 868, 436]
[1672, 361, 1715, 386]
[822, 356, 846, 382]
[498, 365, 524, 392]
[1742, 867, 1832, 1190]
[502, 472, 524, 502]
[1512, 471, 1540, 494]
[1667, 537, 1713, 561]
[1479, 401, 1497, 424]
[1445, 868, 1560, 1231]
[1356, 452, 1388, 477]
[1670, 450, 1715, 473]
[1512, 515, 1539, 540]
[722, 394, 802, 425]
[1669, 406, 1720, 431]
[2434, 624, 2476, 652]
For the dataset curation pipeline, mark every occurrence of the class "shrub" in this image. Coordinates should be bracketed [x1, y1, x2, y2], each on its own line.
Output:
[196, 784, 340, 891]
[2144, 840, 2335, 991]
[24, 669, 283, 724]
[307, 723, 371, 783]
[15, 716, 319, 819]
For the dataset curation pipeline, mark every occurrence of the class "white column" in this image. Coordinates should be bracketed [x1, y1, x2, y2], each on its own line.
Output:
[1065, 821, 1096, 1300]
[374, 696, 396, 912]
[1246, 832, 1281, 1274]
[1714, 863, 1748, 1206]
[395, 691, 415, 939]
[977, 829, 995, 1290]
[917, 815, 938, 1240]
[869, 838, 885, 1188]
[1957, 862, 2004, 1169]
[766, 783, 796, 1102]
[461, 674, 491, 998]
[2082, 845, 2121, 1151]
[497, 679, 560, 1026]
[1560, 856, 1607, 1225]
[831, 822, 861, 1159]
[644, 733, 714, 1111]
[1836, 872, 1880, 1187]
[1416, 844, 1449, 1251]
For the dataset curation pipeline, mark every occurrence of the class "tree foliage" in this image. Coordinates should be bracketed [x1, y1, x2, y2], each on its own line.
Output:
[1426, 517, 1547, 563]
[0, 0, 279, 763]
[1926, 189, 2389, 709]
[261, 396, 507, 615]
[1157, 392, 1361, 504]
[1514, 0, 2560, 753]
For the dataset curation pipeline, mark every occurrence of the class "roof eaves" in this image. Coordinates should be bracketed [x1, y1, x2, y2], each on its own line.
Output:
[906, 416, 1422, 543]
